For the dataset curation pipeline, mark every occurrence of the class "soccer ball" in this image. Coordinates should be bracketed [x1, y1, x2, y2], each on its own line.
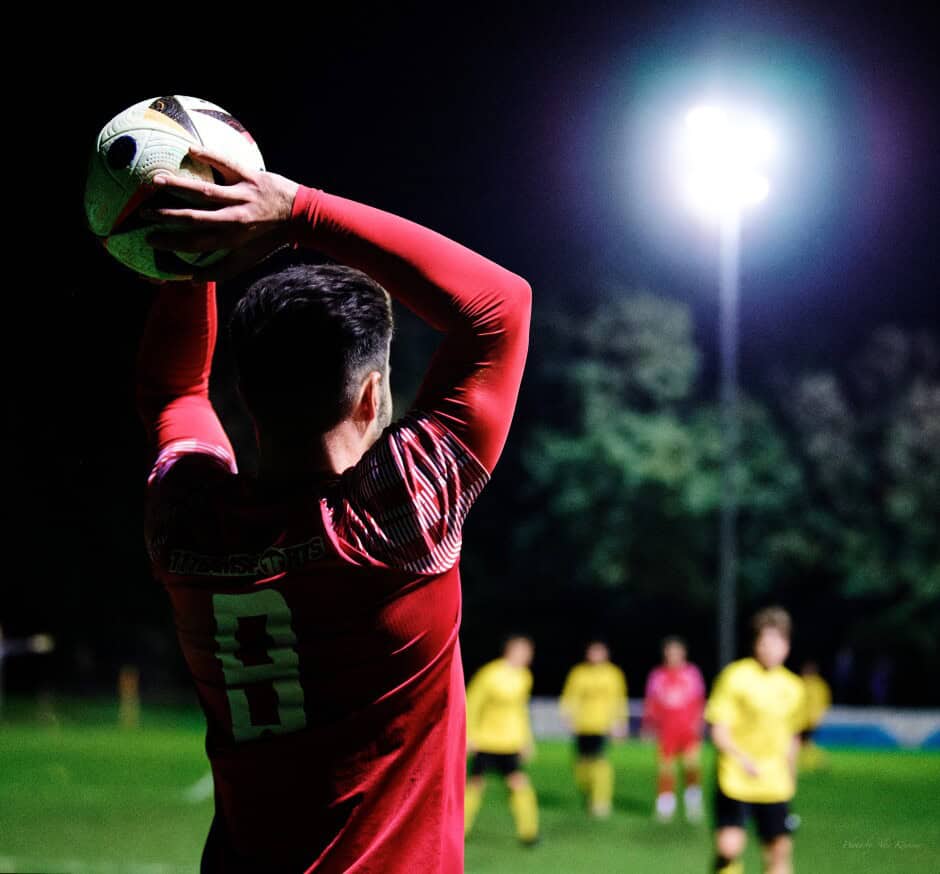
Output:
[84, 95, 265, 280]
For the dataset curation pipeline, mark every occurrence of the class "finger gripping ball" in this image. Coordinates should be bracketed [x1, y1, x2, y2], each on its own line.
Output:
[84, 95, 265, 280]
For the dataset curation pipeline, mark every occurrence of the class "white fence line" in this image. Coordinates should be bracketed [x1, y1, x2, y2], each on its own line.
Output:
[530, 698, 940, 749]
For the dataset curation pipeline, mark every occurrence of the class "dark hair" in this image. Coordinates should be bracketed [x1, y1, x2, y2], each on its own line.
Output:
[230, 264, 393, 433]
[662, 635, 686, 651]
[752, 606, 792, 641]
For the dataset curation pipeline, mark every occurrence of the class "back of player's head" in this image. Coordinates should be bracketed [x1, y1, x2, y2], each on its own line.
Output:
[751, 606, 792, 642]
[230, 263, 393, 434]
[585, 640, 609, 662]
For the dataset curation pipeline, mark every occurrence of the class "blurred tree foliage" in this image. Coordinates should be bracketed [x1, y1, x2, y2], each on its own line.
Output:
[514, 293, 803, 607]
[779, 327, 940, 669]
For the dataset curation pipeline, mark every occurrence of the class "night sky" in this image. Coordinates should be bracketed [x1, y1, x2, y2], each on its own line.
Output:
[6, 2, 938, 694]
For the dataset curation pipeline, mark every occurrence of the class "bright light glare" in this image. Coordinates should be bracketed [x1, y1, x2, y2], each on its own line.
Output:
[678, 104, 776, 220]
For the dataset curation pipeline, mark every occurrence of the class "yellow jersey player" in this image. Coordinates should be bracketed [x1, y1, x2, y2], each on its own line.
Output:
[465, 636, 539, 845]
[559, 641, 628, 817]
[798, 661, 832, 772]
[706, 607, 806, 874]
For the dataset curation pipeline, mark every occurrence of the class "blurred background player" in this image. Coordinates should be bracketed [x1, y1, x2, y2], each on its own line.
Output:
[642, 635, 706, 823]
[559, 640, 627, 817]
[465, 636, 539, 845]
[798, 661, 831, 772]
[706, 607, 806, 874]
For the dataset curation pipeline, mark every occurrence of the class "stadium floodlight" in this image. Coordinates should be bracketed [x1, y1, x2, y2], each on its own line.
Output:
[678, 104, 775, 221]
[675, 102, 776, 668]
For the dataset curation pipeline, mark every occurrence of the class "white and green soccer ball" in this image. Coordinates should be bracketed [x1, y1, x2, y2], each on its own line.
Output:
[84, 95, 265, 280]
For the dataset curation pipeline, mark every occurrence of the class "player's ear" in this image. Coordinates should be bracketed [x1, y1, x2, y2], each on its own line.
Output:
[352, 370, 382, 432]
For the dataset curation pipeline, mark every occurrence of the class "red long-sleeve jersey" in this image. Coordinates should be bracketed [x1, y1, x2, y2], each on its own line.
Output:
[138, 185, 530, 874]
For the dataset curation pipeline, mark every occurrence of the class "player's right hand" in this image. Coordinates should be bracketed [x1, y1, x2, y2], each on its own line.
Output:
[738, 755, 761, 778]
[143, 145, 300, 280]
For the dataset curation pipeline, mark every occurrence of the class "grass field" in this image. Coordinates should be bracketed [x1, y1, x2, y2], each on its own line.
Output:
[1, 700, 938, 873]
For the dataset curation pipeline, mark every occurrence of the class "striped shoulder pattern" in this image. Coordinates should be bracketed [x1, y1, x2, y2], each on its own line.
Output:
[333, 413, 490, 574]
[147, 438, 239, 487]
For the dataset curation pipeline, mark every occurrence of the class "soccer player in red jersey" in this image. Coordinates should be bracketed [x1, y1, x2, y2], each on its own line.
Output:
[642, 636, 706, 823]
[136, 145, 531, 873]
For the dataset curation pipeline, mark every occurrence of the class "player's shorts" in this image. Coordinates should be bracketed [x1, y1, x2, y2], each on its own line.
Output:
[470, 752, 522, 777]
[714, 784, 797, 843]
[575, 734, 607, 757]
[658, 727, 700, 757]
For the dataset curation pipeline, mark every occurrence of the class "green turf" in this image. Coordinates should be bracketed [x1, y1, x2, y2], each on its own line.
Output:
[465, 742, 940, 873]
[0, 700, 938, 873]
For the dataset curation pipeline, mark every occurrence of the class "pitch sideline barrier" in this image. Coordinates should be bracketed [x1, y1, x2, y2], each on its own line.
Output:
[529, 698, 940, 749]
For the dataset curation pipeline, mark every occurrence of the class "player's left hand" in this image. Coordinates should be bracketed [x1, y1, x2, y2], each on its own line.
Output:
[521, 743, 535, 763]
[143, 145, 300, 279]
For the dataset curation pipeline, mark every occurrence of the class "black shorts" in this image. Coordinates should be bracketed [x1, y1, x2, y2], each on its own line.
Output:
[575, 734, 607, 757]
[714, 784, 797, 843]
[470, 752, 522, 777]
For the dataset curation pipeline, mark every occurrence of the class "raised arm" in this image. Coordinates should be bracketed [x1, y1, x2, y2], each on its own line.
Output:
[137, 280, 233, 460]
[290, 188, 530, 472]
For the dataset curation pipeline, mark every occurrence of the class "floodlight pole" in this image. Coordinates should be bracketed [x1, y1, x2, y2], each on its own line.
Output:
[717, 210, 741, 669]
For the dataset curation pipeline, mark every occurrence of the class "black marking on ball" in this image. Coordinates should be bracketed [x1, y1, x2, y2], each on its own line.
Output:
[210, 166, 226, 185]
[149, 96, 202, 143]
[193, 108, 248, 134]
[107, 135, 137, 170]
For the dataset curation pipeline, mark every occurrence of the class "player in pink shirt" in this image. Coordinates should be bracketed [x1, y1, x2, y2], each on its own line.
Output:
[135, 143, 530, 872]
[642, 636, 706, 823]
